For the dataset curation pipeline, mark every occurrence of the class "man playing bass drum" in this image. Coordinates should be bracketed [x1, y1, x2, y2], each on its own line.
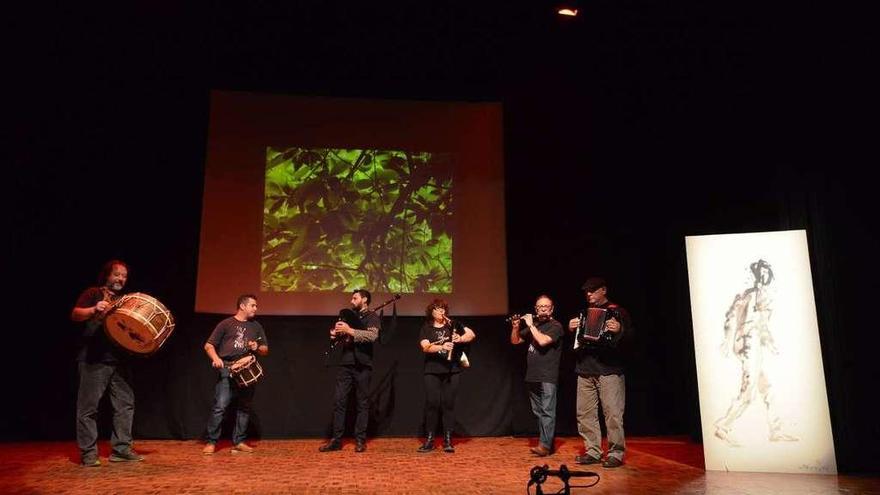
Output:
[71, 260, 143, 467]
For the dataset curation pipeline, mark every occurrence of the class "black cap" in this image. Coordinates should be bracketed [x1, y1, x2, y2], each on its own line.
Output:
[581, 277, 607, 292]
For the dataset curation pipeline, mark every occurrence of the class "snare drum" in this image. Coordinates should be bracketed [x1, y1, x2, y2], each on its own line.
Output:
[228, 354, 263, 387]
[104, 292, 175, 355]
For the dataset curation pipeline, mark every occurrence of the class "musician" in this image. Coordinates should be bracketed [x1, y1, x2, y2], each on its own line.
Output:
[202, 294, 269, 454]
[510, 295, 564, 457]
[417, 299, 476, 453]
[319, 289, 381, 453]
[568, 277, 632, 468]
[70, 260, 142, 467]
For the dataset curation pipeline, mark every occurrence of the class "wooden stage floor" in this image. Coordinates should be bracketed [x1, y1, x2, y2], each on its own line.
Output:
[0, 437, 877, 494]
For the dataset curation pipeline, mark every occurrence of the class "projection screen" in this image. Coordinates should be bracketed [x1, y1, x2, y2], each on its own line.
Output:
[196, 91, 507, 316]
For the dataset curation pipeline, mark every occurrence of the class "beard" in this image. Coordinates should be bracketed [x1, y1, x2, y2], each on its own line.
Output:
[108, 281, 124, 292]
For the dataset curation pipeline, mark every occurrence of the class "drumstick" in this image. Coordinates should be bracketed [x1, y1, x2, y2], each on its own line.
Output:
[96, 287, 118, 321]
[249, 336, 264, 354]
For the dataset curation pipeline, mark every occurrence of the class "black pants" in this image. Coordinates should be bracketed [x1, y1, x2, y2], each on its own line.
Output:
[423, 372, 460, 435]
[332, 364, 371, 441]
[76, 361, 134, 461]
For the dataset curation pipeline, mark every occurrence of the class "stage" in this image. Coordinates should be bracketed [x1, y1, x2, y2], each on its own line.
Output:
[1, 437, 876, 494]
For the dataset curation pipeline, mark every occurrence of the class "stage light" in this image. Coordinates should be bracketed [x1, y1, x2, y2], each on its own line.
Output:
[557, 1, 579, 16]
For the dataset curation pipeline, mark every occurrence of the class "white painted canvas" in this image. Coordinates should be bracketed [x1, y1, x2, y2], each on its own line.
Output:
[685, 230, 836, 474]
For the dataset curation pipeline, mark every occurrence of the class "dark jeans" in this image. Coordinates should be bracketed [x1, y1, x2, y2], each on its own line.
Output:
[76, 361, 135, 461]
[331, 364, 371, 441]
[424, 372, 461, 434]
[527, 381, 558, 450]
[205, 367, 255, 445]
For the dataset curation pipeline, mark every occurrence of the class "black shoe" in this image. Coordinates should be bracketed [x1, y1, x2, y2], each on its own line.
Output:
[602, 457, 624, 468]
[109, 450, 144, 462]
[319, 440, 342, 452]
[442, 432, 455, 453]
[575, 454, 601, 465]
[355, 440, 366, 453]
[417, 433, 435, 453]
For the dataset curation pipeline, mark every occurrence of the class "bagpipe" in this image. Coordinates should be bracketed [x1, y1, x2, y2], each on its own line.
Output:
[325, 294, 401, 355]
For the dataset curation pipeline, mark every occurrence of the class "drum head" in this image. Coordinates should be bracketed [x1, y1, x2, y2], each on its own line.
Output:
[103, 292, 175, 355]
[230, 355, 254, 372]
[105, 312, 160, 354]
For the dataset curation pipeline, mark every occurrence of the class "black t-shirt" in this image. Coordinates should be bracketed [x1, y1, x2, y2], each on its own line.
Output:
[518, 318, 564, 384]
[74, 286, 122, 363]
[206, 317, 268, 361]
[419, 321, 468, 374]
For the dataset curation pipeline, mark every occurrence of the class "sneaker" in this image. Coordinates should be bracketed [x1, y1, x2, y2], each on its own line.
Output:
[602, 457, 624, 468]
[355, 440, 366, 453]
[318, 440, 342, 452]
[202, 443, 216, 455]
[530, 445, 551, 457]
[231, 443, 254, 454]
[109, 450, 144, 462]
[575, 454, 601, 465]
[81, 458, 101, 467]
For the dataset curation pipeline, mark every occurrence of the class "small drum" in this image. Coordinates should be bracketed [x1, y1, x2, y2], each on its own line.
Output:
[573, 307, 618, 349]
[229, 354, 263, 387]
[104, 292, 175, 355]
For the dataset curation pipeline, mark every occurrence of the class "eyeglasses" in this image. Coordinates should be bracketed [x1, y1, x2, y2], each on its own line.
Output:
[535, 304, 552, 309]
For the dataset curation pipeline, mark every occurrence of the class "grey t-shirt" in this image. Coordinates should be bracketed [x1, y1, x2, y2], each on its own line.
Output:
[206, 317, 268, 360]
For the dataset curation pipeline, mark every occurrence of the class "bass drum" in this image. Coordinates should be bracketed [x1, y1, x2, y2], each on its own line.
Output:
[104, 292, 175, 355]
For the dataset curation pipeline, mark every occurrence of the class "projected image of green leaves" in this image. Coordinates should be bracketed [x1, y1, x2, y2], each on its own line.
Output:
[262, 147, 453, 293]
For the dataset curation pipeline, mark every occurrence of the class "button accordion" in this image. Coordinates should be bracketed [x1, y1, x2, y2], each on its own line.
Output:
[573, 306, 620, 349]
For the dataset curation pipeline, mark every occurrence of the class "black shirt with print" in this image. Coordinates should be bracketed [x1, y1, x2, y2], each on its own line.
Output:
[419, 321, 468, 374]
[518, 318, 564, 384]
[206, 317, 268, 361]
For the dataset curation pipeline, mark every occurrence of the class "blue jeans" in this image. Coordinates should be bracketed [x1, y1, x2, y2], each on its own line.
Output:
[76, 361, 135, 461]
[205, 367, 255, 445]
[527, 381, 558, 451]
